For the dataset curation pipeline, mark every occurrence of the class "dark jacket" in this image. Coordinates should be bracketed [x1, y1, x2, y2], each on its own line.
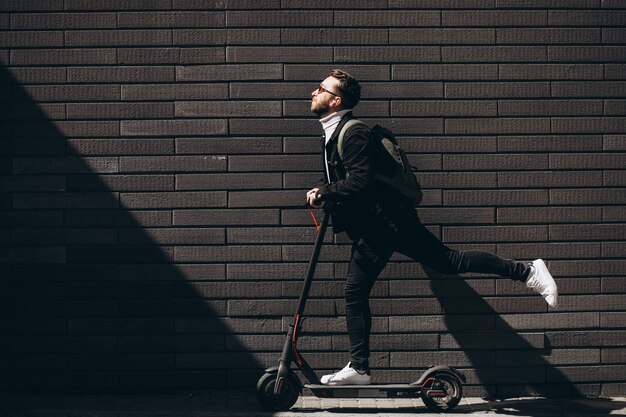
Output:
[316, 112, 373, 234]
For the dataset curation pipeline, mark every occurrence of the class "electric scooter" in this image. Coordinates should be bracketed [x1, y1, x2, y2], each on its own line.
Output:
[256, 204, 466, 412]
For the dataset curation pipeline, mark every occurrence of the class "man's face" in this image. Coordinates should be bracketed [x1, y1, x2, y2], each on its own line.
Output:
[310, 76, 342, 117]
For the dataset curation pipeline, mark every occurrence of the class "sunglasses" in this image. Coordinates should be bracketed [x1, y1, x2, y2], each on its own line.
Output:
[317, 84, 340, 97]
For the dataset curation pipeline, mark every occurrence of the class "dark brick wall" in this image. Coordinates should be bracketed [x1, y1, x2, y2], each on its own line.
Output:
[1, 1, 625, 397]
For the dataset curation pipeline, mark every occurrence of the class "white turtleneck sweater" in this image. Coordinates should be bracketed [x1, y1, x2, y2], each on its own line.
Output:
[319, 109, 351, 181]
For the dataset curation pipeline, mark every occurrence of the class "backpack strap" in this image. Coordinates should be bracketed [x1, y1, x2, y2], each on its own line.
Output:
[337, 119, 365, 161]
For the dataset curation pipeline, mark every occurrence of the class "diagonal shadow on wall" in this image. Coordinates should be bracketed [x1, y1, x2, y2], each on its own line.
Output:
[0, 64, 264, 394]
[426, 267, 583, 399]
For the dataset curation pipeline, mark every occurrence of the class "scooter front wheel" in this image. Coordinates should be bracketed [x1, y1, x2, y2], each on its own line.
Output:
[420, 371, 463, 412]
[256, 371, 300, 411]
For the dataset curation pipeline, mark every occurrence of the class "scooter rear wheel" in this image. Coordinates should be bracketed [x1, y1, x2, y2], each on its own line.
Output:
[256, 371, 300, 411]
[421, 371, 463, 412]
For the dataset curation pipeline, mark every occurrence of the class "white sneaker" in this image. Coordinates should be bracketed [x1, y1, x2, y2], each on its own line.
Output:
[320, 362, 371, 386]
[526, 259, 558, 308]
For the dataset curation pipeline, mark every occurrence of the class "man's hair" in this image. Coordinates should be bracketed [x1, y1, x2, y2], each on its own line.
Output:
[330, 69, 361, 109]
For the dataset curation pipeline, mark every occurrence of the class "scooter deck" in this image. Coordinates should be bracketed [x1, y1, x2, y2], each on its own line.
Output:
[305, 383, 427, 398]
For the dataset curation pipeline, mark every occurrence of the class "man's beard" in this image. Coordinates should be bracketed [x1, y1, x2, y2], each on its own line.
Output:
[311, 100, 329, 116]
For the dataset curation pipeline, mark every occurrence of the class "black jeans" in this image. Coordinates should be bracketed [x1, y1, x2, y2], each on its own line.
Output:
[344, 207, 531, 371]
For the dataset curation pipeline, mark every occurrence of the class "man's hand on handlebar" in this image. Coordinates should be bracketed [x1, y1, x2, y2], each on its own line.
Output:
[306, 188, 324, 208]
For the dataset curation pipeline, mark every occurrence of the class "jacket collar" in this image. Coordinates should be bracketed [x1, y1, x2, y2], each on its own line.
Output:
[325, 111, 353, 148]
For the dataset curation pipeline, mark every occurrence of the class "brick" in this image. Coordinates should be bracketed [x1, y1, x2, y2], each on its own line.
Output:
[175, 245, 279, 263]
[13, 193, 118, 209]
[390, 28, 493, 45]
[66, 210, 172, 228]
[499, 171, 602, 188]
[319, 29, 388, 45]
[549, 10, 626, 26]
[67, 175, 173, 192]
[119, 264, 224, 281]
[498, 0, 598, 6]
[228, 263, 333, 280]
[605, 64, 626, 80]
[121, 120, 227, 137]
[550, 153, 626, 169]
[0, 210, 63, 227]
[13, 156, 118, 174]
[605, 100, 626, 116]
[499, 100, 602, 116]
[0, 31, 63, 47]
[603, 28, 626, 44]
[601, 314, 626, 330]
[553, 82, 626, 98]
[174, 0, 280, 8]
[228, 227, 328, 244]
[603, 206, 626, 222]
[228, 46, 332, 63]
[497, 242, 602, 260]
[604, 136, 626, 150]
[120, 156, 226, 173]
[557, 295, 626, 313]
[176, 137, 281, 154]
[441, 330, 545, 350]
[65, 0, 171, 9]
[443, 226, 547, 243]
[176, 101, 281, 118]
[173, 29, 280, 45]
[117, 48, 180, 64]
[498, 349, 600, 366]
[551, 189, 626, 205]
[0, 0, 63, 11]
[118, 228, 224, 246]
[11, 49, 116, 65]
[498, 135, 602, 152]
[19, 85, 119, 102]
[418, 208, 496, 224]
[551, 260, 626, 277]
[502, 313, 599, 331]
[445, 190, 549, 206]
[603, 242, 626, 257]
[176, 173, 281, 190]
[498, 28, 600, 44]
[550, 224, 626, 241]
[68, 139, 173, 156]
[228, 155, 316, 172]
[122, 84, 228, 100]
[180, 48, 226, 64]
[176, 64, 282, 81]
[228, 190, 303, 208]
[121, 192, 226, 209]
[67, 66, 174, 83]
[173, 209, 280, 226]
[67, 103, 173, 120]
[548, 330, 626, 348]
[603, 277, 626, 293]
[7, 67, 66, 84]
[393, 100, 496, 117]
[394, 64, 498, 81]
[65, 29, 172, 46]
[335, 10, 439, 26]
[447, 118, 550, 135]
[284, 64, 390, 81]
[335, 46, 440, 63]
[443, 46, 547, 62]
[229, 119, 318, 136]
[420, 172, 498, 189]
[443, 10, 546, 26]
[10, 12, 116, 29]
[118, 12, 224, 28]
[8, 103, 65, 120]
[553, 117, 626, 134]
[499, 64, 603, 80]
[444, 154, 549, 171]
[227, 11, 331, 27]
[549, 46, 626, 62]
[605, 171, 626, 186]
[446, 82, 550, 98]
[17, 120, 118, 138]
[498, 207, 602, 224]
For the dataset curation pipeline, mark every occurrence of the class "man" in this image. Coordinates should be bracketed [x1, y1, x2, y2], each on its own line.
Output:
[306, 69, 558, 386]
